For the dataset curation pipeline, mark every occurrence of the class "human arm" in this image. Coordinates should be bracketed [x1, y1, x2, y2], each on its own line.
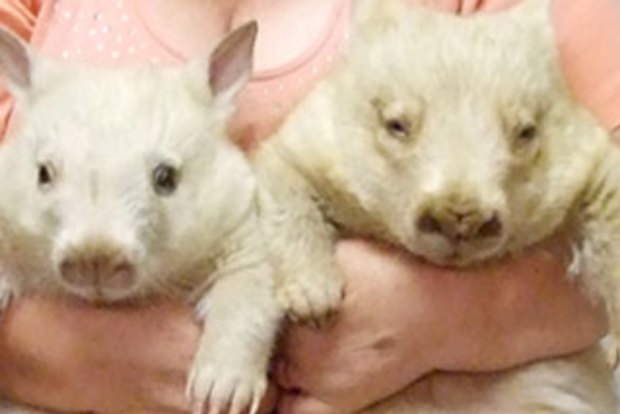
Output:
[275, 237, 607, 414]
[0, 296, 277, 414]
[0, 236, 605, 414]
[551, 0, 620, 133]
[0, 298, 199, 413]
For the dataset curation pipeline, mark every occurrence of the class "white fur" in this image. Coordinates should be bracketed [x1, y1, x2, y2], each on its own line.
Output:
[0, 25, 281, 414]
[256, 0, 619, 412]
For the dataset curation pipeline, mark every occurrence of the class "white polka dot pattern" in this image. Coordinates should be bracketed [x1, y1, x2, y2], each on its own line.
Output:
[33, 0, 352, 145]
[39, 0, 179, 66]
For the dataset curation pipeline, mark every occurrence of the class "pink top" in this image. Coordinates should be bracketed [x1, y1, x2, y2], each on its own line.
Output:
[1, 0, 620, 147]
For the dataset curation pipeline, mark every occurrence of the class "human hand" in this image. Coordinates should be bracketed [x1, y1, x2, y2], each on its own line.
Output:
[276, 237, 607, 414]
[0, 296, 277, 414]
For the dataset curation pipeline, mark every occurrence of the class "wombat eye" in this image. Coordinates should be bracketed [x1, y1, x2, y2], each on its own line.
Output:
[152, 164, 179, 196]
[516, 124, 538, 141]
[384, 118, 411, 139]
[37, 162, 56, 189]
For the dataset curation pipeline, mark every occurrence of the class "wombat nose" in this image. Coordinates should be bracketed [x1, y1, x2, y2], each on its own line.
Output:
[416, 207, 502, 241]
[59, 250, 136, 291]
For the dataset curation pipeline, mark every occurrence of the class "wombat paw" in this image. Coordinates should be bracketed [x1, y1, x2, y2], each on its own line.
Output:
[279, 271, 344, 328]
[186, 361, 268, 414]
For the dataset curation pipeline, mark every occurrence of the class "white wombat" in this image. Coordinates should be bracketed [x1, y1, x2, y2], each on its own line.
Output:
[0, 23, 281, 414]
[256, 0, 619, 412]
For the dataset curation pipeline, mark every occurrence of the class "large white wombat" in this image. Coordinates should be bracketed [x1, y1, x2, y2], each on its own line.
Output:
[0, 23, 281, 414]
[255, 0, 619, 412]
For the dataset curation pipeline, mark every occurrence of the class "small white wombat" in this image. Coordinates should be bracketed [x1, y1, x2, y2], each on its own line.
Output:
[0, 23, 281, 414]
[256, 0, 619, 412]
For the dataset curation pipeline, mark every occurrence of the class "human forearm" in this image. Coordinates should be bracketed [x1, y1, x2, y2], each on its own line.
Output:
[0, 297, 198, 413]
[278, 237, 606, 414]
[333, 237, 605, 374]
[0, 296, 278, 414]
[431, 238, 606, 371]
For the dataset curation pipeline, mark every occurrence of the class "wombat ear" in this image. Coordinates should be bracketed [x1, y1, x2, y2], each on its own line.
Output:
[208, 21, 257, 104]
[0, 28, 33, 98]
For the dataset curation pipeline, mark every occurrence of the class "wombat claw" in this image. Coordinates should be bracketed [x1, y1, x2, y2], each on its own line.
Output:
[187, 363, 267, 414]
[0, 278, 12, 312]
[278, 273, 344, 327]
[606, 341, 620, 370]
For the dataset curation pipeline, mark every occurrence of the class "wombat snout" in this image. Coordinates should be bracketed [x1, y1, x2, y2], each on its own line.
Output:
[58, 239, 136, 292]
[416, 198, 503, 242]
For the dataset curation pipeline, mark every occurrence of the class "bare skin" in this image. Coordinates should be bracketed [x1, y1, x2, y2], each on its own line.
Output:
[0, 298, 278, 414]
[276, 238, 607, 414]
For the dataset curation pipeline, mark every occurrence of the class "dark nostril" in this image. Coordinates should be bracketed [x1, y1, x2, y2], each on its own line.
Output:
[114, 263, 133, 274]
[417, 212, 442, 234]
[59, 259, 79, 284]
[477, 214, 503, 238]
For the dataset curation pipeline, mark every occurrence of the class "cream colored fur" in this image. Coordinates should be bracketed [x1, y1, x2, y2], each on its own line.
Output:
[255, 0, 619, 412]
[0, 27, 281, 414]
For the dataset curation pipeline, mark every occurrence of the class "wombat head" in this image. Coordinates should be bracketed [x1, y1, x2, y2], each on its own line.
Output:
[321, 0, 606, 265]
[0, 22, 258, 300]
